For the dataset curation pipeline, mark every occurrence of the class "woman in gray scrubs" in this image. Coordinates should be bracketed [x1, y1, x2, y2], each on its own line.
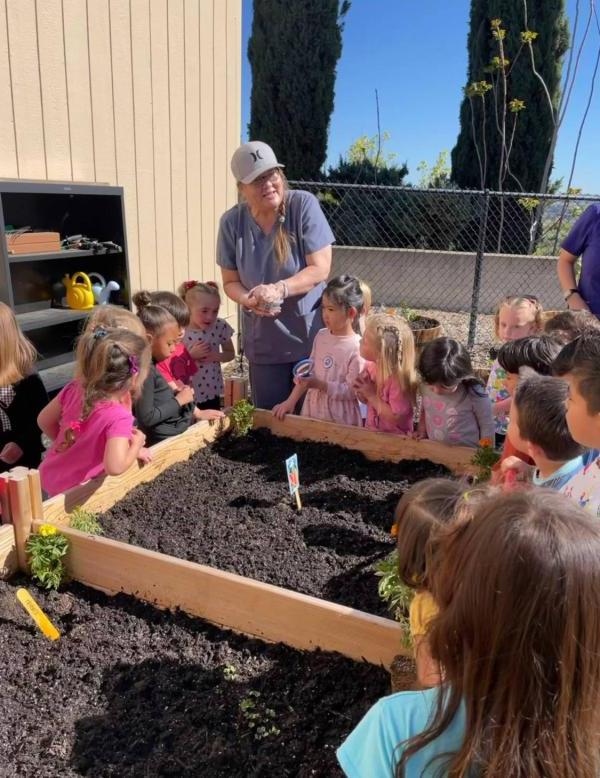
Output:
[217, 141, 334, 409]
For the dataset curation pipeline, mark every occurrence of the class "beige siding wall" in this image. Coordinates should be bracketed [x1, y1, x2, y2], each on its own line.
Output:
[0, 0, 241, 322]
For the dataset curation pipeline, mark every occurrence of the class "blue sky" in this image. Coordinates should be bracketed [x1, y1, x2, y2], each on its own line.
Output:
[241, 1, 600, 194]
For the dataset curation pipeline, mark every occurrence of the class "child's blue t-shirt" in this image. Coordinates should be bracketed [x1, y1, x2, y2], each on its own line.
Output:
[337, 687, 466, 778]
[533, 449, 600, 517]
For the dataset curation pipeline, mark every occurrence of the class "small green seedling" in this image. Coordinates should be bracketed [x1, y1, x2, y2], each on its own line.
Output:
[374, 552, 414, 648]
[223, 664, 238, 681]
[239, 690, 281, 740]
[26, 524, 69, 590]
[69, 507, 103, 535]
[229, 399, 255, 437]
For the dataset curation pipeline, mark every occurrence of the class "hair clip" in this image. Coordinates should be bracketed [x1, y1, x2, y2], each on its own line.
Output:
[128, 355, 140, 375]
[278, 214, 285, 224]
[93, 328, 108, 340]
[69, 420, 82, 434]
[183, 280, 198, 291]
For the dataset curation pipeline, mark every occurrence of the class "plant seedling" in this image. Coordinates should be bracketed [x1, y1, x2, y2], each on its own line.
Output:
[229, 399, 255, 437]
[69, 507, 103, 534]
[26, 524, 69, 590]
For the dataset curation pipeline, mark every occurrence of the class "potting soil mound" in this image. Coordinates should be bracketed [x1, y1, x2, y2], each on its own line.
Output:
[100, 429, 450, 617]
[0, 578, 392, 777]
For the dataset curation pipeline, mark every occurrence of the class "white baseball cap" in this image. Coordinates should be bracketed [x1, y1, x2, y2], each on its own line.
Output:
[230, 141, 285, 184]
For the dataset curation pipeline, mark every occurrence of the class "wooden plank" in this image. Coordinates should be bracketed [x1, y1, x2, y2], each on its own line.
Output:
[110, 0, 141, 292]
[184, 0, 201, 280]
[199, 0, 215, 283]
[212, 0, 228, 251]
[168, 0, 188, 290]
[5, 0, 46, 179]
[36, 0, 72, 180]
[33, 520, 405, 667]
[62, 0, 95, 180]
[9, 474, 32, 573]
[253, 410, 478, 475]
[87, 0, 117, 184]
[130, 0, 157, 289]
[42, 418, 230, 524]
[149, 0, 173, 289]
[0, 524, 17, 580]
[0, 0, 18, 177]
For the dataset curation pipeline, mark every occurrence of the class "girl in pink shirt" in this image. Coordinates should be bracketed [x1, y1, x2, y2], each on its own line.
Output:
[273, 275, 365, 426]
[38, 326, 151, 497]
[354, 312, 418, 434]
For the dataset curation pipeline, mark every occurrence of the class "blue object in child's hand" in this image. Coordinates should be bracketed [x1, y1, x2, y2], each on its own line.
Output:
[293, 358, 313, 379]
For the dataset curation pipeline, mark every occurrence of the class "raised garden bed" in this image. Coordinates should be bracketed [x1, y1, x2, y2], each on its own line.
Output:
[98, 428, 449, 617]
[0, 577, 389, 777]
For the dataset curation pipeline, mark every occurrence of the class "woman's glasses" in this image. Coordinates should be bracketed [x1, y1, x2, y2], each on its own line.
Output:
[251, 168, 282, 187]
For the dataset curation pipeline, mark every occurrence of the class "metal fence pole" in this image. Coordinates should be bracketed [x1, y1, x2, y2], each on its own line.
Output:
[467, 190, 491, 348]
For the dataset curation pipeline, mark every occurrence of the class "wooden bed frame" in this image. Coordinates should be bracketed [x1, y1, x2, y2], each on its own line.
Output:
[1, 411, 477, 668]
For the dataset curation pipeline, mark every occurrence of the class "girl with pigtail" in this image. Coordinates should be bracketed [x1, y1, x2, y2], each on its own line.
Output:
[354, 312, 417, 435]
[38, 326, 151, 497]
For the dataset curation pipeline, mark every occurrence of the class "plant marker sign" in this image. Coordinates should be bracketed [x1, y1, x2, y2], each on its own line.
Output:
[16, 588, 60, 641]
[285, 453, 302, 511]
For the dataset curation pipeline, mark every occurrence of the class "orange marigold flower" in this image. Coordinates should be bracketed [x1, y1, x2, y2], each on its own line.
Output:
[479, 438, 493, 448]
[390, 524, 398, 537]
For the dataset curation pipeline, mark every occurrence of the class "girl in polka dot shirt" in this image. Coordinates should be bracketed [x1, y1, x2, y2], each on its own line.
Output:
[179, 281, 235, 410]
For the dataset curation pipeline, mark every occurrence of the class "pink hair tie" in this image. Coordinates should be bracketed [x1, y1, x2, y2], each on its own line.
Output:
[69, 420, 82, 434]
[183, 280, 198, 291]
[129, 355, 140, 375]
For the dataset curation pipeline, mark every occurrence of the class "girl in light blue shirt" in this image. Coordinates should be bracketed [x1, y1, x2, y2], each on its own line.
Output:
[338, 489, 600, 778]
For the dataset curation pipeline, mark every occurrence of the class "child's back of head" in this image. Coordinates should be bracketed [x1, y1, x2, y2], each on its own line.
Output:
[544, 309, 600, 345]
[406, 488, 600, 778]
[512, 373, 583, 462]
[133, 290, 177, 335]
[147, 290, 190, 329]
[497, 335, 562, 376]
[395, 477, 468, 590]
[364, 312, 417, 401]
[418, 337, 482, 392]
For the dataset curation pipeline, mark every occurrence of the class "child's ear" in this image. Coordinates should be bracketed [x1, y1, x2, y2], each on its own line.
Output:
[527, 441, 540, 462]
[348, 306, 358, 320]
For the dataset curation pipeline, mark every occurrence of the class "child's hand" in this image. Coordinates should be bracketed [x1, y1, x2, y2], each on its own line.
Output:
[294, 376, 326, 392]
[500, 456, 534, 483]
[176, 385, 194, 406]
[194, 408, 225, 421]
[197, 349, 220, 364]
[0, 442, 23, 465]
[189, 341, 211, 360]
[137, 446, 152, 464]
[130, 428, 146, 451]
[272, 400, 295, 420]
[353, 373, 376, 401]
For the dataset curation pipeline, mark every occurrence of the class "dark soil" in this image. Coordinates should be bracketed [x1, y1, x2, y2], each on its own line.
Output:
[100, 429, 449, 617]
[0, 578, 391, 776]
[409, 315, 440, 331]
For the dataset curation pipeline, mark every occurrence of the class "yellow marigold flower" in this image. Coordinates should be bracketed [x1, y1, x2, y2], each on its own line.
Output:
[38, 524, 58, 537]
[479, 438, 493, 448]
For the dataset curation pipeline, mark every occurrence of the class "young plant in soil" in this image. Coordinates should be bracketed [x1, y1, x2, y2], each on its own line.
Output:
[374, 551, 413, 649]
[229, 399, 255, 437]
[471, 437, 501, 482]
[26, 524, 69, 590]
[239, 691, 281, 741]
[69, 507, 103, 535]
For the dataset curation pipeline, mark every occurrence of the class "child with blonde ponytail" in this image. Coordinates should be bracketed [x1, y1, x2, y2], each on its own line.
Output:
[38, 326, 151, 496]
[354, 313, 417, 434]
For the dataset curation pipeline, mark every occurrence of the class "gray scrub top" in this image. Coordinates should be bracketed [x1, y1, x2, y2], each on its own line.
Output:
[217, 189, 335, 364]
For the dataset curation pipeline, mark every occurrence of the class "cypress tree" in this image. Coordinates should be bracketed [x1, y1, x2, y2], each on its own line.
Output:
[248, 0, 350, 180]
[451, 0, 569, 193]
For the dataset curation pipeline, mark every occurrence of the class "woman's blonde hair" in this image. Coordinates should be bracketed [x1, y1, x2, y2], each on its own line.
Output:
[239, 170, 294, 265]
[0, 302, 38, 386]
[364, 312, 418, 403]
[494, 295, 544, 338]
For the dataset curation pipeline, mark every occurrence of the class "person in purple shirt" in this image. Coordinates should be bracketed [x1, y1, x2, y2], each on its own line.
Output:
[558, 203, 600, 315]
[217, 141, 334, 410]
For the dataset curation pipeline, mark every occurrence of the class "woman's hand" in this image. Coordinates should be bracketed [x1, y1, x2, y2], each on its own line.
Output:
[247, 283, 283, 316]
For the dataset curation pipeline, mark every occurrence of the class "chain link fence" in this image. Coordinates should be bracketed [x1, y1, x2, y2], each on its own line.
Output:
[290, 181, 598, 360]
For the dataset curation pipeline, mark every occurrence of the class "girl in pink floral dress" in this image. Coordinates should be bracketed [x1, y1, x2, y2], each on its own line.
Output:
[272, 276, 365, 426]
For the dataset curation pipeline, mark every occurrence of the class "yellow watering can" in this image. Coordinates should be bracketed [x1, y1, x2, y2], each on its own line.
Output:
[63, 272, 95, 311]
